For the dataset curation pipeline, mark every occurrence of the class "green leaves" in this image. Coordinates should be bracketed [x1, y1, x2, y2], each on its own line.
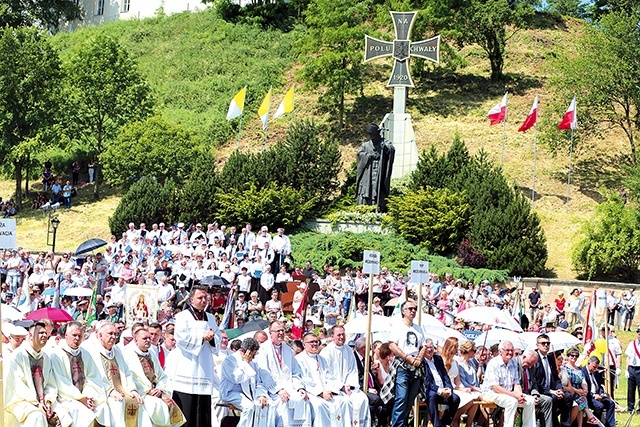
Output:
[572, 195, 640, 280]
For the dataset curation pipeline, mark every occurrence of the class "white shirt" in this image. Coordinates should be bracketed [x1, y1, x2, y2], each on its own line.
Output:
[625, 339, 640, 367]
[389, 319, 424, 357]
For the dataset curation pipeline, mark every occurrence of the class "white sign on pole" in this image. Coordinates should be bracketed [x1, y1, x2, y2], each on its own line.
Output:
[362, 250, 380, 275]
[596, 289, 607, 309]
[0, 219, 17, 250]
[410, 260, 429, 284]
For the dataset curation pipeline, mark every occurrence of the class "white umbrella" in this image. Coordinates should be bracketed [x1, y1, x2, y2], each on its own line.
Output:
[520, 331, 580, 351]
[344, 315, 393, 334]
[457, 306, 523, 332]
[422, 325, 466, 346]
[1, 303, 24, 321]
[63, 287, 94, 297]
[474, 329, 527, 350]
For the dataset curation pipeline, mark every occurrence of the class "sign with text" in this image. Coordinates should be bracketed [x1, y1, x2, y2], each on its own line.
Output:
[362, 250, 380, 275]
[596, 289, 607, 308]
[409, 260, 429, 284]
[0, 219, 17, 249]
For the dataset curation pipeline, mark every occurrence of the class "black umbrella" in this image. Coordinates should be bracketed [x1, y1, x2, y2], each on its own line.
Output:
[199, 275, 230, 287]
[75, 238, 108, 256]
[240, 319, 269, 333]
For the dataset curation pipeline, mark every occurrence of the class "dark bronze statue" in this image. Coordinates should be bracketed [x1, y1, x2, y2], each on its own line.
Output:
[355, 123, 395, 211]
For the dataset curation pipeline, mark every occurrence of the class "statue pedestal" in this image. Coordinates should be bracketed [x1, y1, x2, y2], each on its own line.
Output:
[381, 112, 419, 179]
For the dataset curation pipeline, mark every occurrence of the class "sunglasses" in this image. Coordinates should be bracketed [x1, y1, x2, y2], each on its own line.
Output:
[538, 341, 550, 346]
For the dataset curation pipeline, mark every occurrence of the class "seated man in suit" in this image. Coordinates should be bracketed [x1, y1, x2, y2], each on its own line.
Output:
[533, 334, 573, 427]
[582, 356, 616, 427]
[518, 349, 553, 427]
[423, 338, 460, 427]
[353, 337, 388, 425]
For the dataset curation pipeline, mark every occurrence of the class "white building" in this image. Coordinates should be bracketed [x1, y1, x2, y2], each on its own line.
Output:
[74, 0, 207, 27]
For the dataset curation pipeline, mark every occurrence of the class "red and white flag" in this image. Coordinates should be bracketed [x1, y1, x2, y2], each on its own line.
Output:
[558, 97, 577, 130]
[583, 289, 597, 350]
[488, 92, 508, 125]
[291, 284, 308, 339]
[518, 95, 538, 132]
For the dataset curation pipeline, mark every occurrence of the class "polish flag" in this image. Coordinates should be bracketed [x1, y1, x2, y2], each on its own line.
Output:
[558, 97, 577, 130]
[488, 92, 508, 125]
[518, 95, 538, 132]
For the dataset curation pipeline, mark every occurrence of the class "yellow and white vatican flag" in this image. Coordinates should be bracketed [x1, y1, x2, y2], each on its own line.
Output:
[226, 87, 246, 120]
[273, 85, 294, 120]
[258, 88, 272, 130]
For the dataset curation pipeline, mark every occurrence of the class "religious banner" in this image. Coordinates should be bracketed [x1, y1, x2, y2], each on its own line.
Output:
[125, 285, 159, 326]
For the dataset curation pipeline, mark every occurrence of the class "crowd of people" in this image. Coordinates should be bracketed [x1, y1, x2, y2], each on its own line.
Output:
[1, 221, 640, 427]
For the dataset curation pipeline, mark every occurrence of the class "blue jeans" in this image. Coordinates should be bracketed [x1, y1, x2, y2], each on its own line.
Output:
[391, 365, 422, 427]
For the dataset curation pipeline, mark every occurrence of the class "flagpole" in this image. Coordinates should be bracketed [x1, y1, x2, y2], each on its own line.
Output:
[501, 117, 507, 169]
[363, 272, 374, 394]
[237, 116, 243, 150]
[566, 128, 574, 212]
[532, 125, 537, 208]
[414, 282, 424, 427]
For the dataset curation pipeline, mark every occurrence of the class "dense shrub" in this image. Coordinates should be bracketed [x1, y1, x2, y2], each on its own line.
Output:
[290, 231, 509, 283]
[386, 188, 470, 254]
[109, 176, 177, 235]
[573, 195, 640, 280]
[216, 183, 316, 230]
[410, 135, 548, 276]
[178, 154, 219, 226]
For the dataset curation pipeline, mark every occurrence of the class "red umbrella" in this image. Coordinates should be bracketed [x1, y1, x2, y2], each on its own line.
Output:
[26, 307, 73, 322]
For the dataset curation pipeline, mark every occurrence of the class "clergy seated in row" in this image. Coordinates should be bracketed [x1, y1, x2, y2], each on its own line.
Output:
[82, 321, 146, 427]
[255, 320, 312, 427]
[123, 327, 186, 427]
[4, 321, 63, 427]
[320, 325, 371, 426]
[296, 332, 354, 426]
[220, 337, 276, 427]
[48, 321, 109, 427]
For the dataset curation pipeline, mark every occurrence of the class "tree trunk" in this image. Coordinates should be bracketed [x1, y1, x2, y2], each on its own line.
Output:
[14, 162, 22, 211]
[93, 162, 100, 199]
[25, 154, 30, 197]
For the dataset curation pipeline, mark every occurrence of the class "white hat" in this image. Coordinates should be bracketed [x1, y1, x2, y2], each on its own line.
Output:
[177, 222, 185, 228]
[4, 323, 28, 337]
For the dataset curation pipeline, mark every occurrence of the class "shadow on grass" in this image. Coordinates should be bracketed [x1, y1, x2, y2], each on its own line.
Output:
[410, 72, 544, 118]
[17, 182, 121, 220]
[527, 12, 569, 31]
[549, 154, 630, 203]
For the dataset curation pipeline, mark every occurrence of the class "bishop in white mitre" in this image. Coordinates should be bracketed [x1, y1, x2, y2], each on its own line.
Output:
[296, 332, 353, 427]
[320, 325, 371, 427]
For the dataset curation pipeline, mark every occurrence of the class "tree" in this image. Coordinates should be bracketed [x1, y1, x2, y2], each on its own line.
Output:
[297, 0, 370, 129]
[101, 116, 201, 189]
[548, 12, 640, 163]
[178, 154, 219, 225]
[386, 188, 471, 254]
[65, 34, 154, 198]
[427, 0, 533, 80]
[572, 195, 640, 280]
[545, 0, 588, 19]
[0, 0, 82, 31]
[0, 27, 63, 209]
[411, 136, 548, 276]
[108, 177, 177, 235]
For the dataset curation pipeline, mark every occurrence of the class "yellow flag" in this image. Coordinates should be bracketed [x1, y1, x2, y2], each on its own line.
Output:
[258, 88, 272, 130]
[226, 87, 246, 120]
[273, 85, 294, 119]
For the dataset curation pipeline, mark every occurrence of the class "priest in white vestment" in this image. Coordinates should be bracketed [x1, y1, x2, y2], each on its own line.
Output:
[168, 285, 222, 427]
[49, 321, 108, 427]
[320, 325, 371, 427]
[124, 326, 187, 427]
[82, 322, 146, 427]
[255, 320, 312, 427]
[296, 332, 353, 427]
[220, 337, 275, 427]
[4, 321, 63, 427]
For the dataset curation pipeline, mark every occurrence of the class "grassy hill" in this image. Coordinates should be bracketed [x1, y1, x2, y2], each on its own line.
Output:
[5, 8, 631, 280]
